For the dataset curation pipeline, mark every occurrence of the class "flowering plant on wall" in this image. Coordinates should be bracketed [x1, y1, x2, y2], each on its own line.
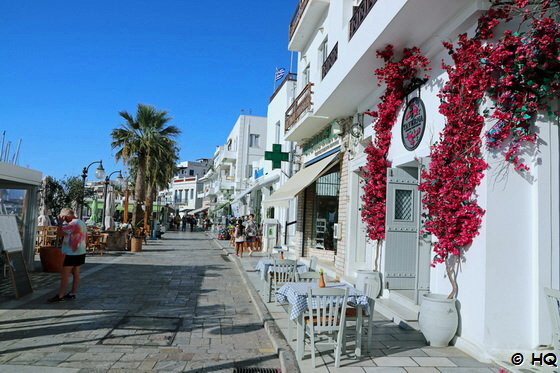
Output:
[361, 45, 430, 271]
[419, 0, 559, 299]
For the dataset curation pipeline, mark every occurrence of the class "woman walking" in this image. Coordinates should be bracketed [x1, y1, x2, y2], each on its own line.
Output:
[234, 219, 245, 257]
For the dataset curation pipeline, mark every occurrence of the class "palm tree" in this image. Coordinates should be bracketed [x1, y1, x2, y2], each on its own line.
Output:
[111, 104, 181, 232]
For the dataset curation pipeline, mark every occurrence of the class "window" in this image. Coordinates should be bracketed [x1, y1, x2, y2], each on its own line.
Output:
[319, 38, 329, 64]
[302, 64, 310, 86]
[275, 121, 281, 143]
[246, 165, 253, 179]
[189, 169, 194, 176]
[190, 189, 194, 200]
[227, 139, 232, 151]
[249, 134, 260, 148]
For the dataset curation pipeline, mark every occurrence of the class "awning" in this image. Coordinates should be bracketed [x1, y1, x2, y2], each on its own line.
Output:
[263, 153, 339, 208]
[231, 174, 280, 204]
[188, 206, 209, 215]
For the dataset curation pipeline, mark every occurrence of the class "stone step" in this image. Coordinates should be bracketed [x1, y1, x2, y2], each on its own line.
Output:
[389, 290, 421, 313]
[375, 297, 420, 331]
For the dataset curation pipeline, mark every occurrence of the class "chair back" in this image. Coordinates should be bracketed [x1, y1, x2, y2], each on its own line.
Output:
[545, 288, 560, 350]
[297, 271, 321, 283]
[271, 259, 297, 284]
[309, 256, 318, 271]
[306, 287, 349, 333]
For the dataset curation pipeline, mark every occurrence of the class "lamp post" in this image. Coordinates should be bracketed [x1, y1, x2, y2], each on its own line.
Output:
[101, 171, 124, 230]
[80, 160, 105, 220]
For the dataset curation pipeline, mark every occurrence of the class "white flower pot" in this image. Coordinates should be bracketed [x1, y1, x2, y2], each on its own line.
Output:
[419, 293, 458, 347]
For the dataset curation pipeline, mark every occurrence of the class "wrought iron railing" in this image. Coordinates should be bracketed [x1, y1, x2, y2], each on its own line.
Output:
[349, 0, 376, 39]
[289, 0, 310, 41]
[321, 42, 338, 79]
[285, 83, 314, 132]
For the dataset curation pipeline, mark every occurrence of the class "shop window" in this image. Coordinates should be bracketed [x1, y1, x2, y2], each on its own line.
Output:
[313, 165, 340, 251]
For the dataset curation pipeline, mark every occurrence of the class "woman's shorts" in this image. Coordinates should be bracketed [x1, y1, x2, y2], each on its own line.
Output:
[245, 236, 256, 243]
[63, 254, 86, 267]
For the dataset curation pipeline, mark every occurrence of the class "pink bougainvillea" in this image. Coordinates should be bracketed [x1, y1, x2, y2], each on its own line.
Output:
[361, 45, 430, 270]
[418, 0, 559, 298]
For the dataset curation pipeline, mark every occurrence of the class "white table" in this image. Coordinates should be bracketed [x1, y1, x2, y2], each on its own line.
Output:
[276, 282, 373, 360]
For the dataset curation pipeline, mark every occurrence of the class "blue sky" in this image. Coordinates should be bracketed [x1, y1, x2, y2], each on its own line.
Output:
[0, 1, 297, 179]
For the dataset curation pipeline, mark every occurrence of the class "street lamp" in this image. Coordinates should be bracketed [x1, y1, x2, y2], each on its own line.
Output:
[101, 170, 124, 230]
[80, 160, 105, 220]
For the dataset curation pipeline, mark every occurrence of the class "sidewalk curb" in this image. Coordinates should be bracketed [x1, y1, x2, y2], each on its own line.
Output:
[211, 237, 301, 373]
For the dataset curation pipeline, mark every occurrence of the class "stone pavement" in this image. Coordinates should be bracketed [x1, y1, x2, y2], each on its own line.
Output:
[0, 231, 280, 373]
[214, 238, 504, 373]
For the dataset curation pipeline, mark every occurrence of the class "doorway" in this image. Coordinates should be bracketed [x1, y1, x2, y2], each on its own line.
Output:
[384, 164, 431, 304]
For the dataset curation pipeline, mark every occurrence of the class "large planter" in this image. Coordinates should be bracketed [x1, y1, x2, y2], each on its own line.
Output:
[356, 270, 382, 298]
[419, 293, 459, 347]
[106, 231, 127, 251]
[131, 237, 143, 253]
[39, 246, 64, 273]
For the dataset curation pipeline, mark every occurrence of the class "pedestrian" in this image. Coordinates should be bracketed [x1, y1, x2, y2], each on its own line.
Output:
[174, 214, 181, 231]
[234, 219, 245, 257]
[48, 208, 87, 303]
[181, 214, 188, 232]
[189, 216, 195, 232]
[245, 214, 258, 256]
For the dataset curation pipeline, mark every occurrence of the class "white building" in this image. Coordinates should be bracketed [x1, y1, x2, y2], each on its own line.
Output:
[264, 0, 559, 363]
[208, 114, 267, 218]
[160, 159, 211, 215]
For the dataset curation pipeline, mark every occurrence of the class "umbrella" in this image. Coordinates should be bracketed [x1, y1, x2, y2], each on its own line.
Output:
[104, 187, 115, 230]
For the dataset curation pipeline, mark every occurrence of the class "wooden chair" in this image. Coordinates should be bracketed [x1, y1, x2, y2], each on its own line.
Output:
[342, 283, 376, 354]
[309, 256, 318, 271]
[297, 271, 321, 283]
[545, 288, 560, 351]
[268, 259, 297, 303]
[305, 287, 349, 368]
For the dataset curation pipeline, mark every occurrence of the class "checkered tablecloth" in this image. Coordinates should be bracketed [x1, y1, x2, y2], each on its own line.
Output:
[276, 282, 370, 320]
[254, 258, 308, 281]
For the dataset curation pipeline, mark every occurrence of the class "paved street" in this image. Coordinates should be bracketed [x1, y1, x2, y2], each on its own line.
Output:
[0, 231, 280, 373]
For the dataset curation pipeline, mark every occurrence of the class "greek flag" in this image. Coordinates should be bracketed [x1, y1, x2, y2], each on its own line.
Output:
[275, 68, 286, 81]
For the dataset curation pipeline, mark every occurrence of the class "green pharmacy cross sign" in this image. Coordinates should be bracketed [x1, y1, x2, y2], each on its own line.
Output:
[265, 144, 290, 169]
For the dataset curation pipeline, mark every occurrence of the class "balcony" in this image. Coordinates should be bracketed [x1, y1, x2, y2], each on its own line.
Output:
[285, 83, 314, 133]
[321, 42, 338, 79]
[349, 0, 377, 40]
[288, 0, 330, 51]
[270, 73, 297, 102]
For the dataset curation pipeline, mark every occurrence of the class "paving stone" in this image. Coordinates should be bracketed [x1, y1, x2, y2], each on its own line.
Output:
[372, 356, 419, 367]
[405, 368, 441, 373]
[412, 357, 457, 367]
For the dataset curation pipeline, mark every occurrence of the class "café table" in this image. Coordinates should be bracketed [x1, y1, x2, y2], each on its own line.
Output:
[276, 281, 372, 360]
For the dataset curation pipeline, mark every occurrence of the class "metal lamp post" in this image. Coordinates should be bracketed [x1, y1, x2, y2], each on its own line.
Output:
[80, 160, 105, 220]
[101, 171, 124, 230]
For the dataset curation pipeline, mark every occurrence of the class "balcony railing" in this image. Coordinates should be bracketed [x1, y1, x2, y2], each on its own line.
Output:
[349, 0, 376, 39]
[285, 83, 314, 133]
[321, 42, 338, 79]
[289, 0, 310, 41]
[270, 72, 297, 102]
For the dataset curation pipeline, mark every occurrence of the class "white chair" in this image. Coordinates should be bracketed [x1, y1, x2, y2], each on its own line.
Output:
[342, 283, 376, 354]
[545, 288, 560, 351]
[305, 287, 349, 368]
[309, 256, 318, 271]
[268, 259, 297, 303]
[297, 271, 321, 283]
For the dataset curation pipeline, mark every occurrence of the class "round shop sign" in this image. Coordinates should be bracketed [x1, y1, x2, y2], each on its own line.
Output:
[401, 97, 426, 151]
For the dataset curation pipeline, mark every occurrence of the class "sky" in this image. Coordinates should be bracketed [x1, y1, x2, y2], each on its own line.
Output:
[0, 0, 298, 179]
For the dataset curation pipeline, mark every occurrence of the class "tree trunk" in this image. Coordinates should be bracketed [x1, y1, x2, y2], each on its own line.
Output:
[132, 155, 147, 230]
[144, 183, 154, 233]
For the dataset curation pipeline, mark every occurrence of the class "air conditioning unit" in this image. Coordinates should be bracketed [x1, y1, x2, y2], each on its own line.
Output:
[333, 223, 340, 239]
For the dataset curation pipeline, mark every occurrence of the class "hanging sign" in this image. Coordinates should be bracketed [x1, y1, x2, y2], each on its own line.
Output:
[401, 97, 426, 151]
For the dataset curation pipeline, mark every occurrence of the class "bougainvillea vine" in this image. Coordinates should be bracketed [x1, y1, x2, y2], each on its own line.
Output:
[361, 45, 430, 271]
[419, 0, 559, 298]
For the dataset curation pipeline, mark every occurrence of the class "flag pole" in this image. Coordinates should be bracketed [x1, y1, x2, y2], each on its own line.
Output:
[273, 67, 277, 91]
